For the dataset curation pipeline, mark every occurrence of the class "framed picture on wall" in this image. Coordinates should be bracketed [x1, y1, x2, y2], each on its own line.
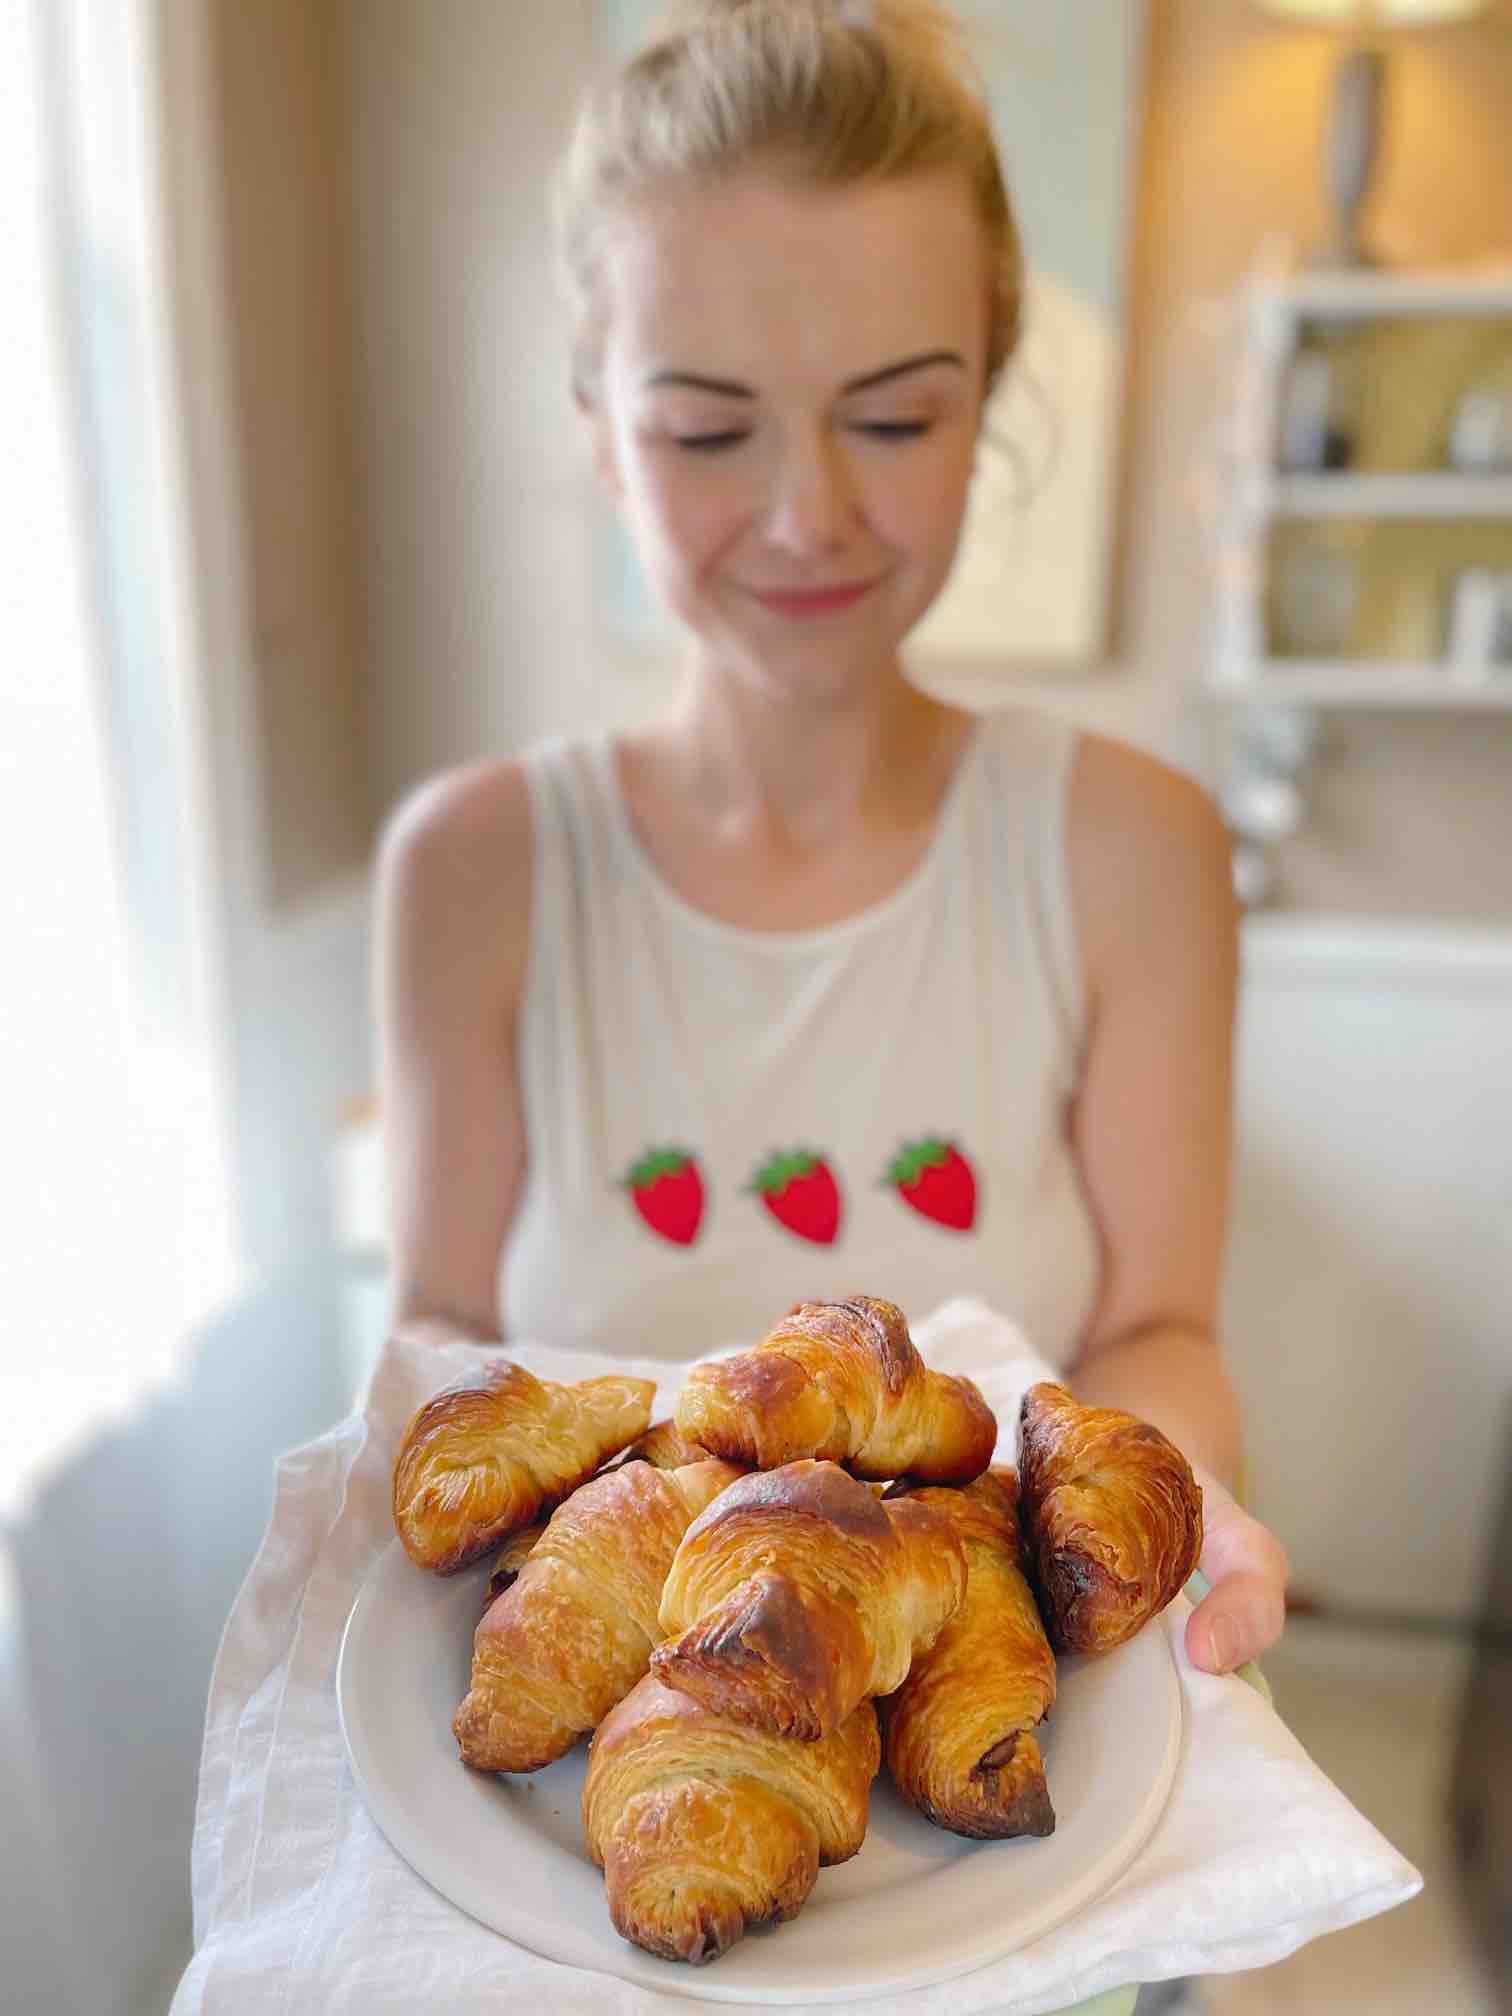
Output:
[592, 0, 1149, 678]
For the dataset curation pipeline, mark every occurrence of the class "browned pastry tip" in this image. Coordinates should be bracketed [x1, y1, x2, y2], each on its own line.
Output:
[391, 1358, 654, 1574]
[964, 1726, 1056, 1838]
[649, 1566, 859, 1743]
[1017, 1382, 1203, 1655]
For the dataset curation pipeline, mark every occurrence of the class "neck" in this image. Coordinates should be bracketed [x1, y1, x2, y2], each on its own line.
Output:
[670, 655, 967, 848]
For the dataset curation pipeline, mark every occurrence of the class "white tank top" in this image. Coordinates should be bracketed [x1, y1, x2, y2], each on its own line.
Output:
[502, 706, 1099, 1368]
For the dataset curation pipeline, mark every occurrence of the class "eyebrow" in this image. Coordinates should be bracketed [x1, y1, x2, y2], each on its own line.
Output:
[644, 350, 968, 399]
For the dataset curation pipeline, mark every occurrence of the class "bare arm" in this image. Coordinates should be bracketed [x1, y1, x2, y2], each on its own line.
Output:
[373, 760, 534, 1343]
[1064, 735, 1287, 1671]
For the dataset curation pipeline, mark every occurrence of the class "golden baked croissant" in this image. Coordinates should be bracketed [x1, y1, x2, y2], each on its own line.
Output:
[1017, 1381, 1203, 1653]
[651, 1458, 966, 1740]
[391, 1358, 654, 1574]
[674, 1294, 996, 1482]
[583, 1673, 880, 1966]
[454, 1455, 743, 1771]
[481, 1418, 726, 1605]
[881, 1467, 1056, 1838]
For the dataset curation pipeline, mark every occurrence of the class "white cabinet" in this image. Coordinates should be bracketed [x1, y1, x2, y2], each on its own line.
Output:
[1224, 918, 1512, 1625]
[1210, 267, 1512, 709]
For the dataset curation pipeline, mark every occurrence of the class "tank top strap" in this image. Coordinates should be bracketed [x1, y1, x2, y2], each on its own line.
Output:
[519, 733, 620, 935]
[515, 734, 659, 1212]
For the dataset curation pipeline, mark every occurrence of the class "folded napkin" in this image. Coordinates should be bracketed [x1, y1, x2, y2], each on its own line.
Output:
[170, 1298, 1420, 2016]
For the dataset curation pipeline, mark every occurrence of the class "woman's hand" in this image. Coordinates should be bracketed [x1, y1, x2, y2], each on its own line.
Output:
[1185, 1464, 1290, 1675]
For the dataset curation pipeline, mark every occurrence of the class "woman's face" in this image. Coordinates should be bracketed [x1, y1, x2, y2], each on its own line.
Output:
[590, 167, 993, 703]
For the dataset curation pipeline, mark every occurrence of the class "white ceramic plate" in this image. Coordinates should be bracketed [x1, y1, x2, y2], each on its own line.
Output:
[337, 1541, 1181, 2005]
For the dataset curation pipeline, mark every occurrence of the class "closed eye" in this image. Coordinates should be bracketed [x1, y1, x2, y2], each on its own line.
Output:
[675, 430, 750, 453]
[675, 421, 932, 450]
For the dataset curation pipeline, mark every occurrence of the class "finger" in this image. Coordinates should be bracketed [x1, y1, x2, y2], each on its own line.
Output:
[1185, 1571, 1287, 1675]
[1192, 1473, 1291, 1594]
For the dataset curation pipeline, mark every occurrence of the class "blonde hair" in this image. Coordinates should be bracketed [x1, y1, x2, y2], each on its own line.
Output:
[557, 0, 1024, 408]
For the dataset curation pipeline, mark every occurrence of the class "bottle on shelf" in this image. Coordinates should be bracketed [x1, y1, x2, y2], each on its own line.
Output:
[1276, 324, 1367, 473]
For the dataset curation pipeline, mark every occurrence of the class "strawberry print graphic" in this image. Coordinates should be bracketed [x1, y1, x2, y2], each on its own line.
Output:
[750, 1149, 843, 1246]
[623, 1148, 705, 1247]
[884, 1138, 978, 1232]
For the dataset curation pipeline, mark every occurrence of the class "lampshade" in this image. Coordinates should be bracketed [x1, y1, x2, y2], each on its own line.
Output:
[1255, 0, 1488, 22]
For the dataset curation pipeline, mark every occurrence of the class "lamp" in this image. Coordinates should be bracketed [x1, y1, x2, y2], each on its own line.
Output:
[1254, 0, 1492, 268]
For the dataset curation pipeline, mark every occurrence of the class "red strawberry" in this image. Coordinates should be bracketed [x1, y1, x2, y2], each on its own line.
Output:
[750, 1149, 842, 1246]
[623, 1148, 705, 1246]
[885, 1138, 977, 1232]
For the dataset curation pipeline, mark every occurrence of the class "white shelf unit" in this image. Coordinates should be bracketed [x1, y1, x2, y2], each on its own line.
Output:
[1221, 661, 1512, 708]
[1266, 472, 1512, 520]
[1209, 266, 1512, 712]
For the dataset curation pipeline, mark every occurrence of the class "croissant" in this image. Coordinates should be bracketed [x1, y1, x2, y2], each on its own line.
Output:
[881, 1468, 1056, 1838]
[675, 1295, 996, 1482]
[391, 1358, 654, 1574]
[652, 1458, 965, 1741]
[1017, 1382, 1203, 1653]
[454, 1456, 743, 1771]
[583, 1673, 880, 1966]
[481, 1418, 727, 1605]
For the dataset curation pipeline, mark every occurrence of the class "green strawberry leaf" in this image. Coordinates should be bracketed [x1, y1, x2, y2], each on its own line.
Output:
[624, 1147, 692, 1191]
[883, 1138, 951, 1189]
[749, 1148, 821, 1195]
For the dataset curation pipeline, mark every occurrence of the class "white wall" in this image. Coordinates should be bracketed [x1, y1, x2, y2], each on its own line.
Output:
[354, 0, 681, 818]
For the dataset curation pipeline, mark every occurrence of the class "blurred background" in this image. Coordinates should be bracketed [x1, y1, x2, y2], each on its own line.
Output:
[2, 1, 1508, 2010]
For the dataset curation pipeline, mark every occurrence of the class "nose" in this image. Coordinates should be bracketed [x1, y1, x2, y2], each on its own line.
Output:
[761, 427, 857, 559]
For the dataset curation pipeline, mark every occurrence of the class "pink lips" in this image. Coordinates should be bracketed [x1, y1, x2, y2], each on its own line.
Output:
[749, 580, 879, 618]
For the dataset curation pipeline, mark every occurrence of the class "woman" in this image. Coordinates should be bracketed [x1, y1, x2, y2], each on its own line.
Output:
[375, 0, 1288, 1679]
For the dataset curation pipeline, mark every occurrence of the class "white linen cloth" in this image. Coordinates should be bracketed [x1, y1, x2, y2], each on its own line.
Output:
[170, 1299, 1421, 2016]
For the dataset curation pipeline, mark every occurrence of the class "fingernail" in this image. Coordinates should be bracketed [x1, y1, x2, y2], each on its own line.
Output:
[1208, 1617, 1237, 1673]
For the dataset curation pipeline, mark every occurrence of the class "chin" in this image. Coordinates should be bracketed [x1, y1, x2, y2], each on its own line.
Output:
[732, 630, 906, 707]
[685, 594, 937, 704]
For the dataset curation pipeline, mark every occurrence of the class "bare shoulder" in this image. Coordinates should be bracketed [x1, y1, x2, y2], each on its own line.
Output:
[376, 756, 535, 995]
[1065, 732, 1237, 1009]
[379, 755, 533, 879]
